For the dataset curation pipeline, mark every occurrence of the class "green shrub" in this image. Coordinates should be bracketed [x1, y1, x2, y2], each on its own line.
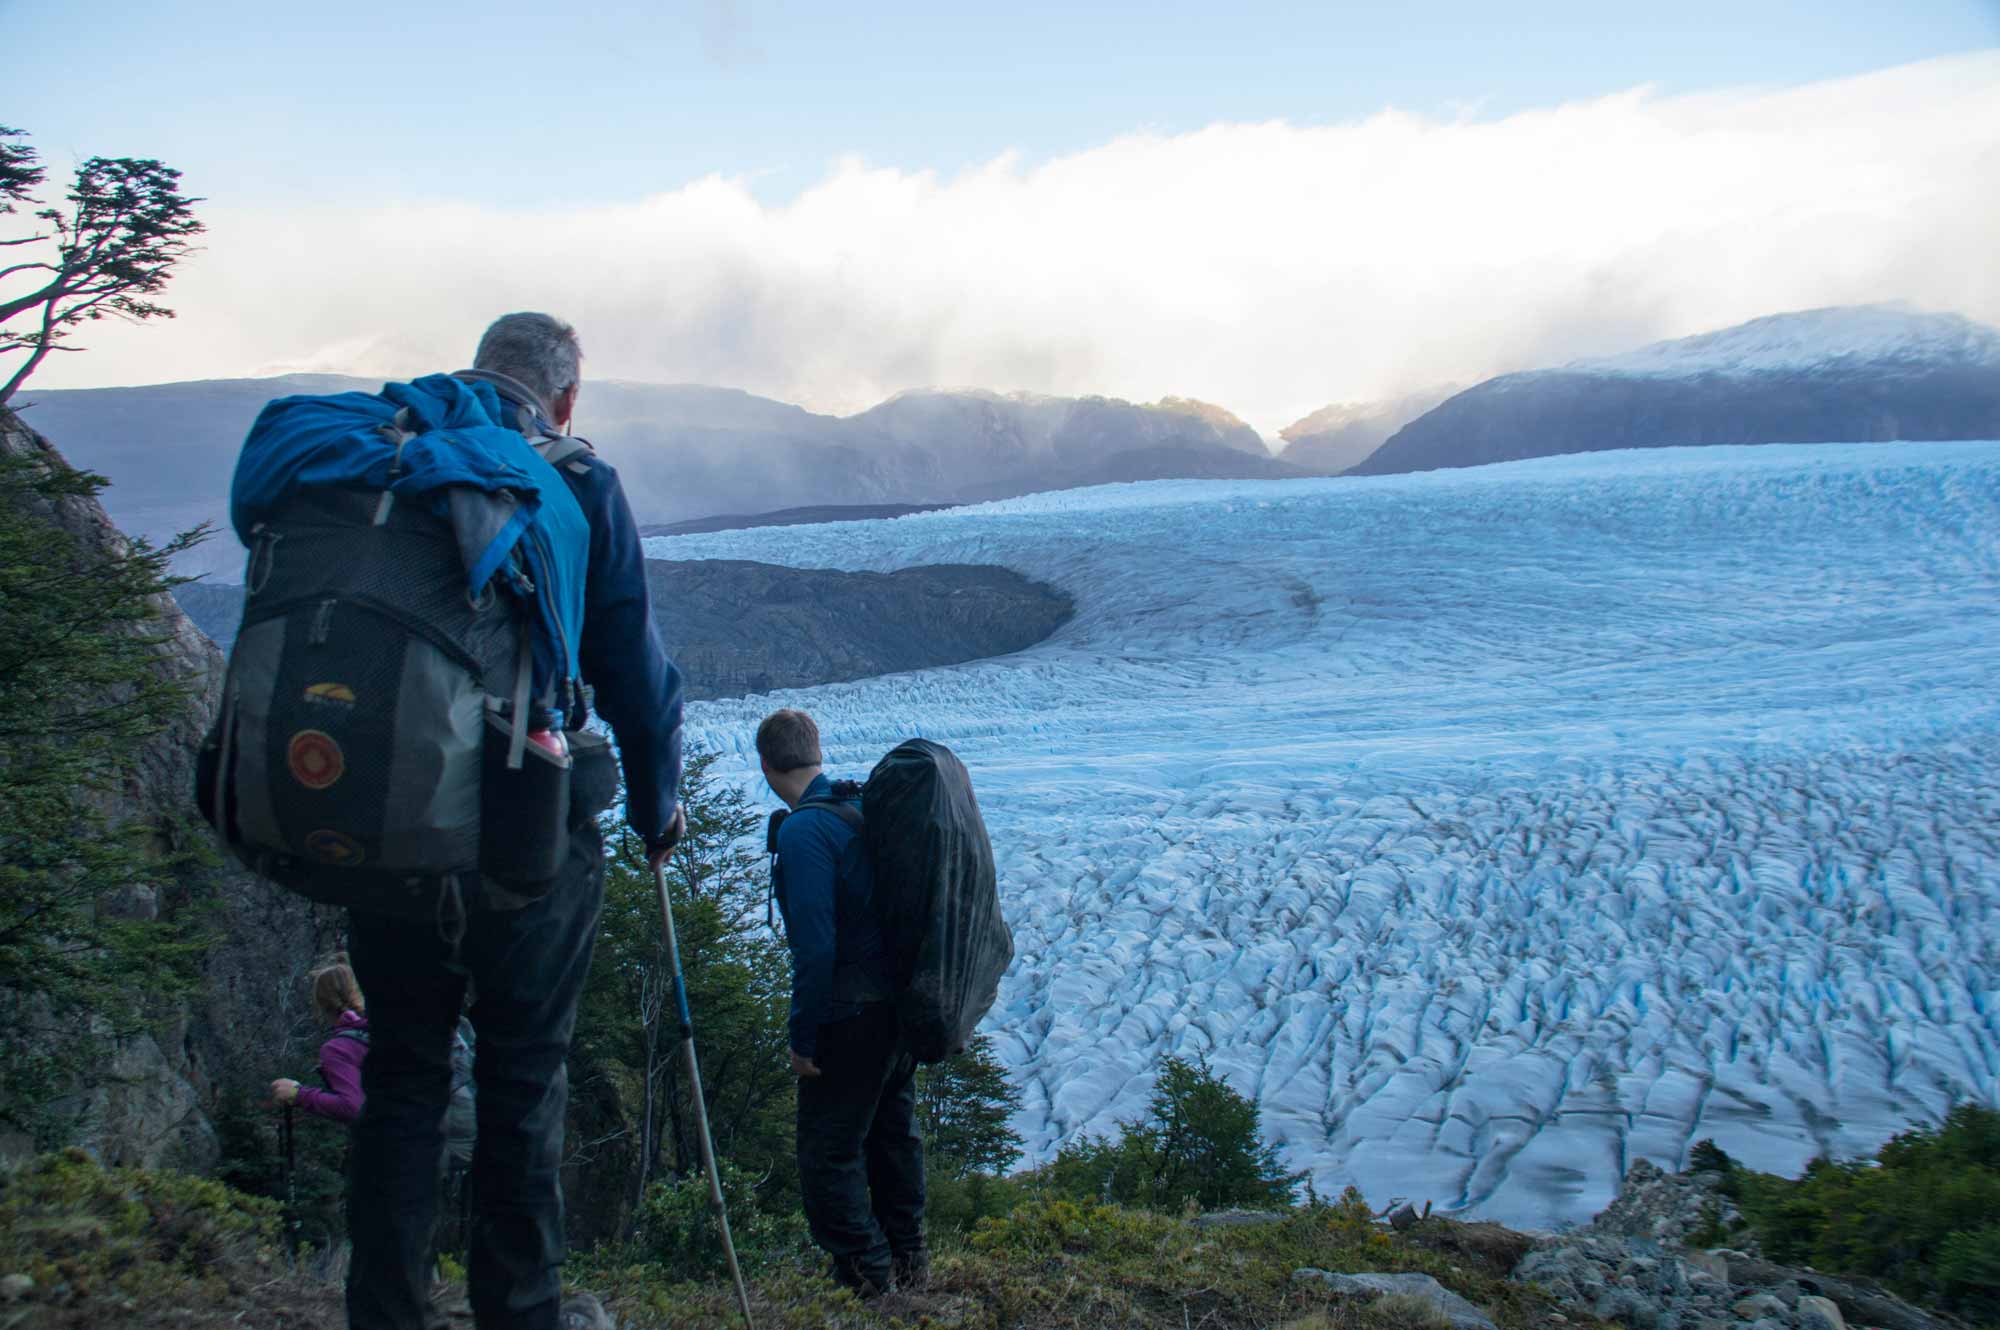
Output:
[969, 1195, 1179, 1260]
[633, 1159, 812, 1281]
[1718, 1104, 2000, 1323]
[1043, 1053, 1303, 1212]
[1939, 1224, 2000, 1304]
[927, 1167, 1031, 1233]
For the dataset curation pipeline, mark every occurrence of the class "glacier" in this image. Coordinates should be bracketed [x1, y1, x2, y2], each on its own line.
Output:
[644, 441, 2000, 1230]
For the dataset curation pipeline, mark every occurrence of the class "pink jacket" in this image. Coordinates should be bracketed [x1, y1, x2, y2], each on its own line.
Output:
[296, 1009, 367, 1124]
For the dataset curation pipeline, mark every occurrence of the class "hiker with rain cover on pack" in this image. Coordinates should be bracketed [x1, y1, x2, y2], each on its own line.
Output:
[199, 313, 685, 1330]
[758, 709, 1014, 1298]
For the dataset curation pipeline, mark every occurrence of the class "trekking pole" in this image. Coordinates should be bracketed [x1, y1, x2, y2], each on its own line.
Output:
[653, 857, 756, 1330]
[281, 1103, 300, 1255]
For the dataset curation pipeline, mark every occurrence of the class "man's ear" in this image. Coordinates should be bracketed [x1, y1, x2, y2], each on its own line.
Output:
[552, 383, 579, 431]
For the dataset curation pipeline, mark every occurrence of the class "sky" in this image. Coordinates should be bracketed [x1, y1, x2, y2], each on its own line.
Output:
[6, 0, 2000, 433]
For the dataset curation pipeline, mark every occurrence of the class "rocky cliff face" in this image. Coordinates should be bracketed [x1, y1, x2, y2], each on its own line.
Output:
[0, 405, 334, 1169]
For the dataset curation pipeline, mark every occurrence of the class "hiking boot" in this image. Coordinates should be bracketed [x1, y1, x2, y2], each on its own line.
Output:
[892, 1246, 931, 1292]
[830, 1254, 889, 1299]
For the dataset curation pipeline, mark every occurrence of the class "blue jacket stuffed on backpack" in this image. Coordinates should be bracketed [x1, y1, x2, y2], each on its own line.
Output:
[231, 372, 684, 843]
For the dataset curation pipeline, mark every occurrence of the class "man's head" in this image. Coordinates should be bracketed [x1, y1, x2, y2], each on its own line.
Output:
[756, 708, 823, 805]
[472, 312, 583, 430]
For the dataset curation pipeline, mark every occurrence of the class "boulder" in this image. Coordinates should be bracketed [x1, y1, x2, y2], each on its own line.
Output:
[1294, 1270, 1498, 1330]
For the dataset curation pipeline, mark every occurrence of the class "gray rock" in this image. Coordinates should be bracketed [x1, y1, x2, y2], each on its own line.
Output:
[1684, 1249, 1730, 1284]
[1732, 1292, 1787, 1320]
[1592, 1287, 1659, 1329]
[1294, 1271, 1498, 1330]
[0, 1275, 33, 1302]
[1194, 1209, 1288, 1229]
[557, 1292, 614, 1330]
[1389, 1201, 1422, 1231]
[1796, 1295, 1846, 1330]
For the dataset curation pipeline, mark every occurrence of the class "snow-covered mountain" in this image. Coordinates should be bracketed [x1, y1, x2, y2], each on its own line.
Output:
[653, 440, 2000, 1229]
[16, 377, 1295, 576]
[1350, 306, 2000, 476]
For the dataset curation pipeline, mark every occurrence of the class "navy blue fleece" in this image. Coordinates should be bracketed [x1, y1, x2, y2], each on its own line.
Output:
[774, 775, 888, 1058]
[457, 369, 684, 843]
[566, 450, 684, 844]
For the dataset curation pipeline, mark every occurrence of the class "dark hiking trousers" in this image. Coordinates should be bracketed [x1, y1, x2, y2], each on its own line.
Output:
[796, 1002, 926, 1291]
[346, 823, 606, 1330]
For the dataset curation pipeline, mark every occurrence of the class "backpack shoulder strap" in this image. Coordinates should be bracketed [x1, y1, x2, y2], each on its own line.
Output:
[532, 433, 596, 478]
[796, 797, 865, 833]
[328, 1028, 370, 1047]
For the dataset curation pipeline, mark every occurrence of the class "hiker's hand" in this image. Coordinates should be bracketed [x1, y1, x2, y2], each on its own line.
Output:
[646, 807, 687, 872]
[790, 1050, 821, 1079]
[269, 1078, 300, 1106]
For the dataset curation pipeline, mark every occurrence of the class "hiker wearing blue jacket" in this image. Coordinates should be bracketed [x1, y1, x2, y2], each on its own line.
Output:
[758, 708, 925, 1297]
[341, 314, 686, 1330]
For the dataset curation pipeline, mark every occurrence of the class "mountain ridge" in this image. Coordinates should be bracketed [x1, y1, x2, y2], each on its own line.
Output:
[20, 377, 1299, 575]
[1347, 305, 2000, 476]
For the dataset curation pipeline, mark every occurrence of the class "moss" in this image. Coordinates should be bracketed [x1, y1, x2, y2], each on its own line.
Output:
[0, 1148, 291, 1317]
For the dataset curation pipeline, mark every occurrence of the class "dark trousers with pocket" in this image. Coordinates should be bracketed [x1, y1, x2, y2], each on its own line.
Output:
[795, 1002, 926, 1290]
[345, 823, 605, 1330]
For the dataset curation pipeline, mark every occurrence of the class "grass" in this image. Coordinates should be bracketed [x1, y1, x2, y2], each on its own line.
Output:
[0, 1156, 1603, 1330]
[576, 1190, 1613, 1330]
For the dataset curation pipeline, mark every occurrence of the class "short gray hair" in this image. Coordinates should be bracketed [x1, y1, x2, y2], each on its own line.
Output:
[472, 312, 583, 408]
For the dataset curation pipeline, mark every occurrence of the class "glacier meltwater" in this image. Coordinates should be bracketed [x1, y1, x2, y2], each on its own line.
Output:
[644, 441, 2000, 1229]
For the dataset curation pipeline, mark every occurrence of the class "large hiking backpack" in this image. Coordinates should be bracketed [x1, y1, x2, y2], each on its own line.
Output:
[196, 376, 593, 917]
[784, 739, 1013, 1063]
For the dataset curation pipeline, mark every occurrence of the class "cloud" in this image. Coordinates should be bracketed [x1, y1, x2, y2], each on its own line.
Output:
[31, 52, 2000, 434]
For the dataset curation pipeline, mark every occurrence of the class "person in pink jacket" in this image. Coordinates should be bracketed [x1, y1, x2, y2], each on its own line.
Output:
[270, 958, 368, 1124]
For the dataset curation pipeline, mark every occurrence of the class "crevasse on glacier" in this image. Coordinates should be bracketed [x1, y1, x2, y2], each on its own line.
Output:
[645, 441, 2000, 1229]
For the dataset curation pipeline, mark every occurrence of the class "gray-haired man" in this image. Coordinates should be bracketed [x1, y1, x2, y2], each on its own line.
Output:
[344, 313, 686, 1330]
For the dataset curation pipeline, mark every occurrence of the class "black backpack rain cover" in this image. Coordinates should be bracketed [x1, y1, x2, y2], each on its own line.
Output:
[862, 740, 1013, 1063]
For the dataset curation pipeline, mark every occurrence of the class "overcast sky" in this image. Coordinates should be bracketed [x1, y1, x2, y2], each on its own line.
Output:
[7, 1, 1999, 432]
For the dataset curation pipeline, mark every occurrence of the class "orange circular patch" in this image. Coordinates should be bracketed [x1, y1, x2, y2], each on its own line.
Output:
[288, 730, 344, 790]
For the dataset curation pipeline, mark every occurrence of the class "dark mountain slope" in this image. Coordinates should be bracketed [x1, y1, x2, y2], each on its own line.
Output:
[1350, 307, 2000, 476]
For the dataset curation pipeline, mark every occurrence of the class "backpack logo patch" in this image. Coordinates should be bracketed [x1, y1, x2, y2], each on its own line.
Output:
[288, 730, 345, 790]
[303, 682, 357, 710]
[305, 829, 366, 866]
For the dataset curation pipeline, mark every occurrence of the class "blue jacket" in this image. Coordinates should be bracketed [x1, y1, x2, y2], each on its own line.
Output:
[232, 373, 588, 708]
[461, 372, 685, 844]
[774, 774, 891, 1058]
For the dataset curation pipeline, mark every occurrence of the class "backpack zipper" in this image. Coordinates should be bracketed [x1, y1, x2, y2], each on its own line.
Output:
[309, 598, 336, 645]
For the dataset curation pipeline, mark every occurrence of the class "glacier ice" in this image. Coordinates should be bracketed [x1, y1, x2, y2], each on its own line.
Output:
[644, 441, 2000, 1228]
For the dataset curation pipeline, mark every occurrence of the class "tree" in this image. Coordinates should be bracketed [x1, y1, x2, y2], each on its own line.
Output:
[1048, 1053, 1302, 1212]
[917, 1033, 1024, 1178]
[0, 127, 45, 214]
[0, 126, 204, 402]
[569, 748, 797, 1238]
[0, 434, 213, 1140]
